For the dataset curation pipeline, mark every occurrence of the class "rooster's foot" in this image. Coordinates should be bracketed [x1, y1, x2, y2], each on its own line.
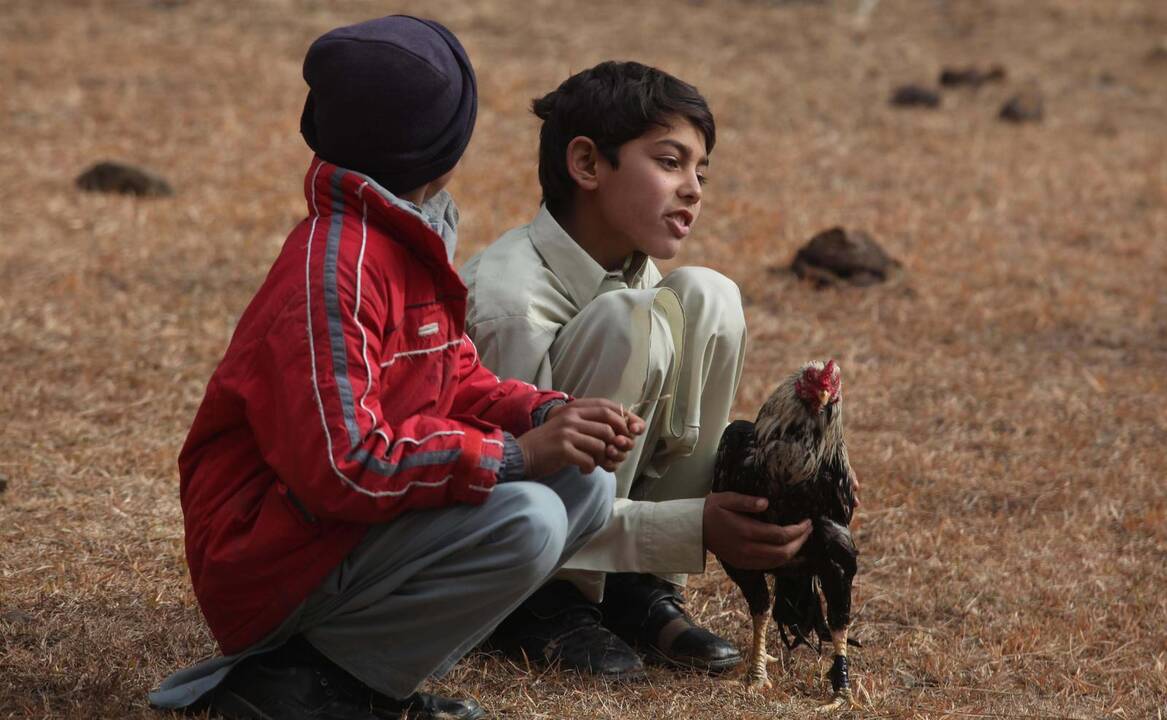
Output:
[744, 671, 772, 692]
[816, 654, 857, 712]
[814, 690, 858, 713]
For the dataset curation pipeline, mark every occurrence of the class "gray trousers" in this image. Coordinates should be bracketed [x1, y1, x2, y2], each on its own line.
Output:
[149, 466, 616, 707]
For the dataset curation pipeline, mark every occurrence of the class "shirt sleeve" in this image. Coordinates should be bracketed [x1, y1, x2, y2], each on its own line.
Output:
[560, 497, 707, 575]
[465, 315, 560, 390]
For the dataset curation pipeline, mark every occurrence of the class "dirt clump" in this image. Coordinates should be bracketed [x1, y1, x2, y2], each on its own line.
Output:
[75, 161, 174, 197]
[939, 65, 1007, 88]
[890, 84, 941, 108]
[999, 89, 1044, 123]
[790, 227, 903, 287]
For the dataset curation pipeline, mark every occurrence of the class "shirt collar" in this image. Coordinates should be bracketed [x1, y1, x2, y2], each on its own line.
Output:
[528, 205, 650, 308]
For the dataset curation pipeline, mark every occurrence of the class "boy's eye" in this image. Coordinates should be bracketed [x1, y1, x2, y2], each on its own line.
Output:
[697, 173, 709, 186]
[658, 157, 681, 170]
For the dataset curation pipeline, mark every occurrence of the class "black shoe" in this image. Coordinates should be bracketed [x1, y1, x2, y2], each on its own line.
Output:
[207, 637, 380, 720]
[488, 581, 645, 680]
[369, 691, 485, 720]
[603, 573, 742, 674]
[208, 637, 487, 720]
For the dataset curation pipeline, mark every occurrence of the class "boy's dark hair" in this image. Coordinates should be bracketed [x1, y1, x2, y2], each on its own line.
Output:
[532, 61, 716, 218]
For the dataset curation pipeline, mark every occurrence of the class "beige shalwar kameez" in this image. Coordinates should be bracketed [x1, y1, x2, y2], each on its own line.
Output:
[461, 206, 746, 599]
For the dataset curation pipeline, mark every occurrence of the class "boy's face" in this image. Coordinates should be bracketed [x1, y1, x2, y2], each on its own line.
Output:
[590, 117, 708, 262]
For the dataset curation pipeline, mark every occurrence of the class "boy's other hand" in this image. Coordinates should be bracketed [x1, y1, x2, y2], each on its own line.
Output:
[702, 492, 811, 570]
[554, 397, 645, 436]
[563, 398, 644, 472]
[520, 399, 642, 477]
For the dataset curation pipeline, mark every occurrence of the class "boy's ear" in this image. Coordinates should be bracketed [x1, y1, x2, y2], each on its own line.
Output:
[565, 136, 601, 191]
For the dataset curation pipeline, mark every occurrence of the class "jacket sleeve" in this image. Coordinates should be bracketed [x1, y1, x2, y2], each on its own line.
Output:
[447, 333, 569, 437]
[239, 271, 506, 527]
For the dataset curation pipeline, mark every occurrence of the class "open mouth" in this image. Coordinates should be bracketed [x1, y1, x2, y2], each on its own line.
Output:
[664, 210, 693, 238]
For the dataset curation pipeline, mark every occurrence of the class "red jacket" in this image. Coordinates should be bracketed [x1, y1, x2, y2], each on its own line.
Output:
[179, 157, 564, 654]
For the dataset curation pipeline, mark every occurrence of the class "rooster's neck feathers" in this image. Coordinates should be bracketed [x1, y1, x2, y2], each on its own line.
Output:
[753, 363, 848, 483]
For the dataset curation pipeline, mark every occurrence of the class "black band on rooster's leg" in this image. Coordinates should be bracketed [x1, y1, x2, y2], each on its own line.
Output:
[830, 654, 850, 695]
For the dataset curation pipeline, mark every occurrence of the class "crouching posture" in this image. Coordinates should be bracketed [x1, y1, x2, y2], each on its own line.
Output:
[147, 16, 636, 720]
[462, 61, 813, 679]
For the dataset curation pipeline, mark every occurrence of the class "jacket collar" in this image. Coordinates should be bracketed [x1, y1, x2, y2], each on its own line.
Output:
[528, 205, 649, 309]
[304, 156, 463, 275]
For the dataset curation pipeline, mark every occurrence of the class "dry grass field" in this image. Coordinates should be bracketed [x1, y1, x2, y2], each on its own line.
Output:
[2, 0, 1166, 718]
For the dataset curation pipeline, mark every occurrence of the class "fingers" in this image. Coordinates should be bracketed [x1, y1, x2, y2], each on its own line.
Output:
[571, 417, 618, 443]
[718, 515, 812, 569]
[564, 444, 598, 473]
[566, 429, 607, 461]
[604, 443, 628, 460]
[734, 540, 808, 569]
[712, 491, 769, 514]
[601, 433, 635, 452]
[600, 443, 629, 471]
[744, 518, 811, 545]
[534, 397, 657, 475]
[569, 398, 646, 437]
[572, 404, 631, 437]
[726, 519, 810, 567]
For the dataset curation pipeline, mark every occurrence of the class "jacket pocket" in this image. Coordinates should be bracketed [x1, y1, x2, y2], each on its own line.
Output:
[277, 480, 319, 529]
[380, 304, 458, 415]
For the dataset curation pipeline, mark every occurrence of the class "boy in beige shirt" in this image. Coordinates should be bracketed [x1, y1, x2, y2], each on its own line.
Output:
[462, 61, 811, 679]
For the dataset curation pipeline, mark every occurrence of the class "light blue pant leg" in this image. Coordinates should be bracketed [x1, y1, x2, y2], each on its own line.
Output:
[148, 466, 614, 708]
[299, 466, 615, 699]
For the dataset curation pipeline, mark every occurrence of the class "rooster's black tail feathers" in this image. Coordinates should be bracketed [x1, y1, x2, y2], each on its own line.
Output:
[771, 575, 830, 651]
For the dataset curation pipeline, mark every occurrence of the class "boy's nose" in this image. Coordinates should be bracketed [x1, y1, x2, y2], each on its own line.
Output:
[680, 172, 702, 203]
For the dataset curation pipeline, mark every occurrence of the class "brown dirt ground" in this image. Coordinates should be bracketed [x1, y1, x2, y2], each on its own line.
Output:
[2, 0, 1166, 718]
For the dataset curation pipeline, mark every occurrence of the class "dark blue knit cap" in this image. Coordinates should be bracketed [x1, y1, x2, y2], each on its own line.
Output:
[300, 15, 477, 195]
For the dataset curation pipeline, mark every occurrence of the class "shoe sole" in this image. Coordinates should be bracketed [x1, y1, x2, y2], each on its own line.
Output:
[593, 666, 648, 683]
[208, 688, 276, 720]
[642, 645, 744, 675]
[485, 646, 647, 683]
[372, 707, 487, 720]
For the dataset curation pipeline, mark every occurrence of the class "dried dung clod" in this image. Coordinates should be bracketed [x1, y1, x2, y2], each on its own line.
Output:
[1146, 41, 1167, 64]
[890, 84, 941, 108]
[939, 65, 1006, 88]
[791, 227, 902, 287]
[999, 90, 1044, 123]
[75, 161, 174, 197]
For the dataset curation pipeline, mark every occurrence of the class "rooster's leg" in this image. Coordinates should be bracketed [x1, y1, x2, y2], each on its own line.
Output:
[815, 627, 858, 712]
[816, 520, 859, 711]
[743, 613, 773, 691]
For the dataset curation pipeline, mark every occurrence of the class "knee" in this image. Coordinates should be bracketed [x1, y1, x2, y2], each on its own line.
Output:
[586, 292, 642, 357]
[492, 484, 569, 578]
[664, 267, 746, 337]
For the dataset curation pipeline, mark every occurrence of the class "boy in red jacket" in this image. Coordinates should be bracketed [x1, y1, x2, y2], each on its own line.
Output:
[148, 16, 637, 720]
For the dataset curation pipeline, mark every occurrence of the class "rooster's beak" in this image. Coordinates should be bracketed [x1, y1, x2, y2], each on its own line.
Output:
[818, 390, 831, 408]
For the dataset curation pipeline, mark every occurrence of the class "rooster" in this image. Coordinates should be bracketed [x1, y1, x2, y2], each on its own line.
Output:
[713, 359, 859, 710]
